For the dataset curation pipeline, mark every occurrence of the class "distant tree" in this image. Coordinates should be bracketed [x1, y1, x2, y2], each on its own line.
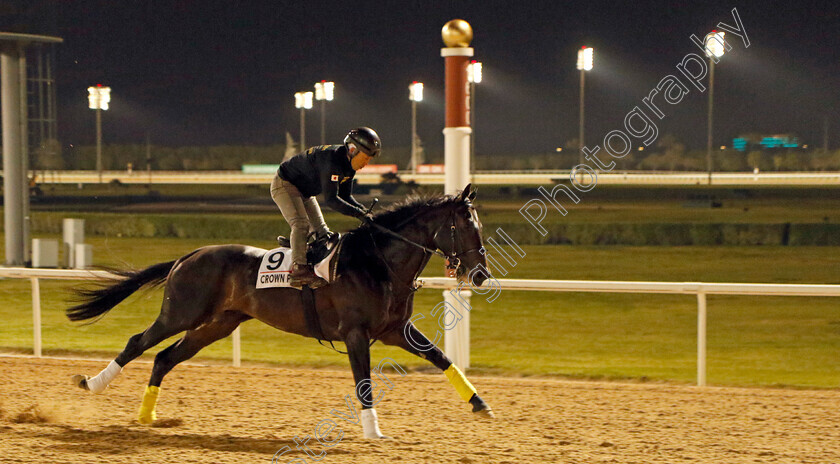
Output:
[404, 135, 425, 170]
[650, 134, 687, 170]
[780, 151, 804, 171]
[682, 150, 706, 171]
[809, 149, 840, 170]
[638, 153, 667, 170]
[747, 150, 764, 170]
[283, 132, 297, 161]
[718, 149, 747, 171]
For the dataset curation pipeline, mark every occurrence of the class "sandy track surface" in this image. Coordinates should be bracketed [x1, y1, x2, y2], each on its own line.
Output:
[1, 357, 838, 464]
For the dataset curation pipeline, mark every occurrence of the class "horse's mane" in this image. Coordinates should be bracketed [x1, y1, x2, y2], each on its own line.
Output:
[363, 192, 460, 230]
[338, 192, 463, 282]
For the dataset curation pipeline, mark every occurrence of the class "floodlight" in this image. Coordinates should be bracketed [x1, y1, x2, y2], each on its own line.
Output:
[88, 85, 111, 110]
[295, 91, 313, 109]
[577, 47, 593, 71]
[704, 31, 726, 58]
[467, 61, 482, 83]
[409, 82, 424, 102]
[315, 81, 334, 101]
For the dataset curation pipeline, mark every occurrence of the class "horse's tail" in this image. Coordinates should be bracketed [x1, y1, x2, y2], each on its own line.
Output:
[67, 260, 177, 322]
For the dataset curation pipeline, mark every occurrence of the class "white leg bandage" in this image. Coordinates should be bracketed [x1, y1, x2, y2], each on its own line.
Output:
[86, 360, 123, 394]
[360, 408, 386, 439]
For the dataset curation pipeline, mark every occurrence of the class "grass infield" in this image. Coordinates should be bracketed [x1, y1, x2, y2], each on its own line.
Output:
[1, 235, 838, 388]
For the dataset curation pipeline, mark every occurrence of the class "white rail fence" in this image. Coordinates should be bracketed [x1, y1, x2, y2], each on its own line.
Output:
[0, 267, 237, 369]
[16, 169, 840, 186]
[2, 267, 839, 386]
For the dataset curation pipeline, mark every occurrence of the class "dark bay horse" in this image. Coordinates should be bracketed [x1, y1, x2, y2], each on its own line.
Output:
[68, 184, 493, 438]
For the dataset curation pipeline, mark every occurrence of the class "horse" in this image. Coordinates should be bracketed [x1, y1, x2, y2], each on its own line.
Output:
[67, 184, 493, 438]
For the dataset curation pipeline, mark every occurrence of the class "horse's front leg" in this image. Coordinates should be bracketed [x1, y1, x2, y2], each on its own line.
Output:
[380, 322, 494, 417]
[345, 328, 388, 439]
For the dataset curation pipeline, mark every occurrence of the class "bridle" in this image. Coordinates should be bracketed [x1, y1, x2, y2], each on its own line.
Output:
[365, 205, 483, 284]
[433, 209, 484, 275]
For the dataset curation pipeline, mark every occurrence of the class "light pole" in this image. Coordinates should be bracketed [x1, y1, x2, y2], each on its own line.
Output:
[88, 85, 111, 183]
[467, 61, 482, 179]
[576, 47, 593, 169]
[295, 91, 313, 151]
[704, 31, 726, 185]
[314, 81, 334, 145]
[409, 81, 424, 174]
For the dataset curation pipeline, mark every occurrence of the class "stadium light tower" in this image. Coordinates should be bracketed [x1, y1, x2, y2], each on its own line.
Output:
[409, 81, 424, 174]
[467, 61, 482, 178]
[314, 81, 334, 145]
[88, 85, 111, 183]
[295, 91, 313, 150]
[576, 46, 593, 169]
[704, 31, 726, 184]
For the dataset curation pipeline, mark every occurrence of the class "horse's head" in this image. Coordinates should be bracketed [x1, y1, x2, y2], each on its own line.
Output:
[433, 184, 489, 287]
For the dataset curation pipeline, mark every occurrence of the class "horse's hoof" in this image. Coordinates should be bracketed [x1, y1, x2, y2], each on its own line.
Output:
[475, 407, 496, 419]
[71, 374, 90, 391]
[469, 394, 494, 418]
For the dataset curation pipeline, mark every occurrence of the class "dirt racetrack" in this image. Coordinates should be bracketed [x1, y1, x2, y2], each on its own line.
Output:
[1, 357, 838, 464]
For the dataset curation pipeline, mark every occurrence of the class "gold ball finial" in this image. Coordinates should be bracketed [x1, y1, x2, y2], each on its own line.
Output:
[442, 19, 473, 48]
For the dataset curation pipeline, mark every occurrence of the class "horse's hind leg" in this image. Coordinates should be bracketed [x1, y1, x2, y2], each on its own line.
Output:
[137, 311, 249, 425]
[73, 287, 208, 394]
[379, 322, 494, 418]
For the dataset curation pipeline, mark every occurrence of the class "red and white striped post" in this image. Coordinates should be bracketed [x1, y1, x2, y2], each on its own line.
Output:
[441, 19, 474, 370]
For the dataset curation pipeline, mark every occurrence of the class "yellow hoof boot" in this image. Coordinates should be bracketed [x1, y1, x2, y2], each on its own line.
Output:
[137, 385, 160, 425]
[444, 364, 477, 402]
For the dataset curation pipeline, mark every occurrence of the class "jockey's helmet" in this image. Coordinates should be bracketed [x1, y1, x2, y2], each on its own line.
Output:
[344, 127, 381, 158]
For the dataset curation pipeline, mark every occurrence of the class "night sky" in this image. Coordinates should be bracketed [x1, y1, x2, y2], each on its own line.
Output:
[9, 0, 840, 157]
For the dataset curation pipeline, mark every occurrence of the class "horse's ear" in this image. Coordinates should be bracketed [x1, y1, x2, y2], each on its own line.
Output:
[459, 183, 472, 201]
[468, 188, 477, 201]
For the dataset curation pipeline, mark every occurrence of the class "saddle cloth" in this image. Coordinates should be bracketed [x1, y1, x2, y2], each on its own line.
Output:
[255, 239, 343, 289]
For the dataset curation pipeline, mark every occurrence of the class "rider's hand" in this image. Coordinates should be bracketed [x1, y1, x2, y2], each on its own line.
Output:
[357, 211, 375, 225]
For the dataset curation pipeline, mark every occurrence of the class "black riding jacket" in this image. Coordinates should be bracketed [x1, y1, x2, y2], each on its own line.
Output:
[278, 145, 367, 218]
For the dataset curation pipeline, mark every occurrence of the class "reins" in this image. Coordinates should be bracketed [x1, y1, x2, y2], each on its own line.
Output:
[365, 205, 482, 287]
[365, 212, 435, 293]
[367, 222, 447, 260]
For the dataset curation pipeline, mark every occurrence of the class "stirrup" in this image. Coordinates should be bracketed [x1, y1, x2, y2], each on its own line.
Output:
[290, 264, 327, 289]
[310, 230, 338, 245]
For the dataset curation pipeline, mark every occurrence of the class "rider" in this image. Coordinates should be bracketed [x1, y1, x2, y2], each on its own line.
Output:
[271, 127, 381, 288]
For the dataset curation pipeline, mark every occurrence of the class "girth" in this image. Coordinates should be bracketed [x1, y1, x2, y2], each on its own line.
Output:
[300, 286, 346, 354]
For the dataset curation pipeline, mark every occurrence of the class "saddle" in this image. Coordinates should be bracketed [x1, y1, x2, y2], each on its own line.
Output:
[276, 232, 345, 353]
[276, 232, 340, 265]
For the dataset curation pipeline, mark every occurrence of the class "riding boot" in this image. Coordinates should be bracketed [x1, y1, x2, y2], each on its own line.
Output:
[290, 264, 326, 289]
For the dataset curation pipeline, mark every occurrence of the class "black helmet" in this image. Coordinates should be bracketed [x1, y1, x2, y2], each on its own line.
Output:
[344, 127, 381, 157]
